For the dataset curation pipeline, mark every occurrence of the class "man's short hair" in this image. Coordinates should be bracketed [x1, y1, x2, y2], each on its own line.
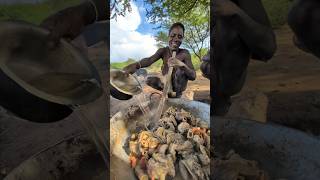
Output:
[169, 22, 185, 35]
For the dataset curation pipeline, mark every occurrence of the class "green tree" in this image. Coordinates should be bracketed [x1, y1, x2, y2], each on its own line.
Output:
[155, 31, 168, 48]
[182, 20, 209, 61]
[144, 0, 209, 26]
[110, 0, 132, 19]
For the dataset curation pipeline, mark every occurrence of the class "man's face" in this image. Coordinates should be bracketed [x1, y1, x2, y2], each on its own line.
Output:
[168, 26, 184, 50]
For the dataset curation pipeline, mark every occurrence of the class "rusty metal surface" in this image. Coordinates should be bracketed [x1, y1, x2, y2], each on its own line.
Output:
[110, 99, 210, 180]
[213, 117, 320, 180]
[4, 134, 106, 180]
[0, 21, 102, 109]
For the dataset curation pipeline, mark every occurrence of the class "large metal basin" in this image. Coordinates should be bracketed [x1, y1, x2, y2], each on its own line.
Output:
[110, 98, 210, 180]
[4, 134, 106, 180]
[111, 98, 320, 180]
[213, 117, 320, 179]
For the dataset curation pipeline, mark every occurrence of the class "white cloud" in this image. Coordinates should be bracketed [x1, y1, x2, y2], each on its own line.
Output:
[110, 2, 158, 62]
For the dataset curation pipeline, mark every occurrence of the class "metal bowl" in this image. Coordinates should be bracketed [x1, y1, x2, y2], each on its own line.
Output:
[4, 134, 106, 180]
[110, 98, 320, 179]
[110, 69, 142, 100]
[0, 21, 102, 122]
[110, 99, 210, 180]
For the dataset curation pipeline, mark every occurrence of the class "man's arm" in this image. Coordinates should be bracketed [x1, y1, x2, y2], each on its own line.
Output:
[139, 48, 164, 68]
[181, 51, 196, 81]
[215, 0, 276, 61]
[123, 48, 163, 74]
[235, 0, 276, 61]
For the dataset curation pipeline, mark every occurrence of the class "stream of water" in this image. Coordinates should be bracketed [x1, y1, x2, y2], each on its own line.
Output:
[72, 106, 108, 165]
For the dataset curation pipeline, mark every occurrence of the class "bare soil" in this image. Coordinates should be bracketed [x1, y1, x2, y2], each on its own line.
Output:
[189, 25, 320, 136]
[246, 25, 320, 136]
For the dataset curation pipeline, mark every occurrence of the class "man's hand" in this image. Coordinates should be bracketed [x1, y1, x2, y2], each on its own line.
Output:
[214, 0, 240, 17]
[168, 57, 186, 67]
[123, 63, 139, 74]
[40, 1, 96, 47]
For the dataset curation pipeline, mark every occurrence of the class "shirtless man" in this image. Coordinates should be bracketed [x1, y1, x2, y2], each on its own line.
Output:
[123, 22, 196, 98]
[201, 0, 277, 115]
[288, 0, 320, 59]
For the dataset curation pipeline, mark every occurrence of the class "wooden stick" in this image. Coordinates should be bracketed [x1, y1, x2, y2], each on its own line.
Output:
[162, 51, 175, 100]
[150, 51, 176, 128]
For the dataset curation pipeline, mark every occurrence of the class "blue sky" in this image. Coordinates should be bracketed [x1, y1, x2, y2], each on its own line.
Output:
[110, 1, 161, 62]
[135, 1, 160, 36]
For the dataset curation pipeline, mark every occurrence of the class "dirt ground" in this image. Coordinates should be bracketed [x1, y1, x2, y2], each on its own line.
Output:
[185, 74, 210, 104]
[187, 25, 320, 136]
[246, 25, 320, 136]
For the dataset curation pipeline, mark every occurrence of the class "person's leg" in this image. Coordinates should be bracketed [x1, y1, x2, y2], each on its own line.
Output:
[171, 68, 188, 98]
[212, 93, 231, 116]
[213, 55, 248, 116]
[146, 76, 164, 91]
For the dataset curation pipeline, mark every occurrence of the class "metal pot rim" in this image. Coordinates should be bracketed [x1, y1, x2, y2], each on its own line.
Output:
[0, 20, 102, 105]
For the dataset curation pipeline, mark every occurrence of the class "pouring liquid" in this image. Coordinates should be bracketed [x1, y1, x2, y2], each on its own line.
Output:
[151, 51, 176, 128]
[131, 74, 154, 130]
[72, 105, 108, 165]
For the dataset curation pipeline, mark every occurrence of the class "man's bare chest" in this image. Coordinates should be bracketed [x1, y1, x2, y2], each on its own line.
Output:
[162, 50, 186, 63]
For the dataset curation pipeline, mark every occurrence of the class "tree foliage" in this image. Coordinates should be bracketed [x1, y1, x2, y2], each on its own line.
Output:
[183, 20, 209, 61]
[110, 0, 132, 19]
[143, 0, 209, 26]
[155, 31, 168, 48]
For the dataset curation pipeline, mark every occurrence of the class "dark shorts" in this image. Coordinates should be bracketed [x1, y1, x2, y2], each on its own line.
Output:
[146, 67, 189, 98]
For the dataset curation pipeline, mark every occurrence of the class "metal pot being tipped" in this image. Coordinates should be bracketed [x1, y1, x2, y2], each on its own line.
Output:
[0, 21, 102, 122]
[110, 69, 143, 100]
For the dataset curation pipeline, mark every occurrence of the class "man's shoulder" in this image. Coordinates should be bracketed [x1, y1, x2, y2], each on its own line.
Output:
[156, 47, 168, 53]
[179, 48, 189, 52]
[179, 48, 191, 55]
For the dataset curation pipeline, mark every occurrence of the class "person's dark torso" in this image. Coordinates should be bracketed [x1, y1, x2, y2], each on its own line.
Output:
[288, 0, 320, 58]
[160, 47, 189, 75]
[157, 47, 191, 94]
[214, 0, 273, 94]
